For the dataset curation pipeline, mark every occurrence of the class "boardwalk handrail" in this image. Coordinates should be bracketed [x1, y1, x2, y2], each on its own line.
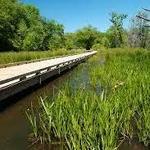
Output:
[0, 53, 94, 86]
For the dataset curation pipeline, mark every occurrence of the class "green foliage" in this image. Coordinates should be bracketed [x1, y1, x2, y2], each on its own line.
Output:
[65, 33, 75, 50]
[109, 12, 127, 28]
[47, 21, 65, 50]
[92, 36, 110, 50]
[92, 43, 103, 50]
[107, 12, 127, 48]
[75, 26, 98, 50]
[12, 19, 28, 50]
[101, 37, 110, 48]
[0, 0, 23, 50]
[0, 0, 65, 51]
[22, 22, 45, 51]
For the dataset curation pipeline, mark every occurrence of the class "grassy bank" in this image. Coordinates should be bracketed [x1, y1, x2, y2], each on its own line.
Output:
[27, 48, 150, 149]
[0, 49, 83, 66]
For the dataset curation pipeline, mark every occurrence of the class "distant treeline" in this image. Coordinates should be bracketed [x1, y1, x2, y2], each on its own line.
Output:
[0, 0, 150, 51]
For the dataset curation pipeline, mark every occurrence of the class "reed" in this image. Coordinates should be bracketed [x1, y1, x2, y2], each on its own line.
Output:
[27, 48, 150, 149]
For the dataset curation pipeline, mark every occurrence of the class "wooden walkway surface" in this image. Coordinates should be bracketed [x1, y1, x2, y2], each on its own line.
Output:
[0, 51, 96, 89]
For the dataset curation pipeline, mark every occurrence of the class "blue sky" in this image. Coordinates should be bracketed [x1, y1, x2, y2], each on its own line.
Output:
[23, 0, 150, 32]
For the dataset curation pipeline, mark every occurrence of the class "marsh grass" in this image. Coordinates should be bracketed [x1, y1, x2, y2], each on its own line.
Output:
[0, 49, 83, 65]
[27, 48, 150, 149]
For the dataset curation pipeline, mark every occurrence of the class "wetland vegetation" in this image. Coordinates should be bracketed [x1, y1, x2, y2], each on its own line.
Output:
[27, 48, 150, 149]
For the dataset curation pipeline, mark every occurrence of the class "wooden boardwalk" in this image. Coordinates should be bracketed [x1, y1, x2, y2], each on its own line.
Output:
[0, 51, 96, 101]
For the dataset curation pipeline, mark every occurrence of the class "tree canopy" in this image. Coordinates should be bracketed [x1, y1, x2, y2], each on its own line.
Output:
[107, 12, 127, 48]
[0, 0, 64, 51]
[128, 11, 150, 48]
[0, 0, 149, 51]
[75, 26, 99, 50]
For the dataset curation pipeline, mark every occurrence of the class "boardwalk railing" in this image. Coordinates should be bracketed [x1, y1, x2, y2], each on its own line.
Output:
[0, 51, 97, 101]
[0, 56, 85, 86]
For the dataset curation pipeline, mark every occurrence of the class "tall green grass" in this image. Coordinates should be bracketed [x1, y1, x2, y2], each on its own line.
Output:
[0, 49, 83, 65]
[27, 48, 150, 149]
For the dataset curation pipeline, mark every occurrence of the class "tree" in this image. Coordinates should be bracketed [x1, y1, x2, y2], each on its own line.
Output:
[65, 33, 75, 50]
[108, 12, 127, 48]
[92, 32, 110, 49]
[12, 19, 28, 50]
[136, 8, 150, 23]
[22, 22, 45, 51]
[49, 23, 65, 50]
[0, 0, 24, 51]
[75, 26, 98, 50]
[101, 36, 110, 48]
[0, 0, 65, 51]
[128, 11, 150, 48]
